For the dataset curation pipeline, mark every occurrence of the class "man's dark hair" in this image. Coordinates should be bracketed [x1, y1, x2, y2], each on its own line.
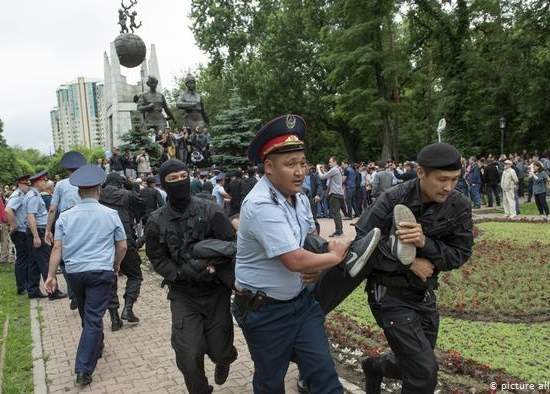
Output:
[146, 176, 156, 186]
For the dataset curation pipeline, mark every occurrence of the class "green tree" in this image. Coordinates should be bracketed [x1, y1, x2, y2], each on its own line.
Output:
[0, 118, 6, 148]
[211, 89, 260, 169]
[120, 126, 161, 168]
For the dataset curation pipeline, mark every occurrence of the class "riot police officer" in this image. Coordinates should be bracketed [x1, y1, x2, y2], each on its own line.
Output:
[314, 142, 473, 393]
[145, 159, 237, 394]
[99, 172, 145, 330]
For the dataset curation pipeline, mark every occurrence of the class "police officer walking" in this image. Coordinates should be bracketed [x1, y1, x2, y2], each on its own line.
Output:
[45, 151, 87, 308]
[4, 175, 35, 296]
[145, 159, 237, 394]
[44, 165, 127, 386]
[99, 172, 145, 330]
[25, 171, 66, 300]
[234, 115, 351, 393]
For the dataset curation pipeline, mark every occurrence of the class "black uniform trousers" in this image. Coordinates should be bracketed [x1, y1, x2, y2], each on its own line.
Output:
[367, 282, 439, 393]
[311, 242, 440, 393]
[10, 231, 30, 293]
[110, 246, 143, 309]
[26, 228, 49, 297]
[168, 284, 237, 394]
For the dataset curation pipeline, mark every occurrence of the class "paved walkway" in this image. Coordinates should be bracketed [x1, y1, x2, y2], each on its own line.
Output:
[38, 270, 302, 394]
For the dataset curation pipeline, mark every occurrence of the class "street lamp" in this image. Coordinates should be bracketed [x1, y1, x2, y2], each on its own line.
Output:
[499, 116, 506, 156]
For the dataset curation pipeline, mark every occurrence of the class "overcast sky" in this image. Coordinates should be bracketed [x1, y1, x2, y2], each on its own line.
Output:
[0, 0, 208, 153]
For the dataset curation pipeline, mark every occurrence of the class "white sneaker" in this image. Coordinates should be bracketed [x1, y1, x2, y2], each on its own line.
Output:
[391, 204, 417, 265]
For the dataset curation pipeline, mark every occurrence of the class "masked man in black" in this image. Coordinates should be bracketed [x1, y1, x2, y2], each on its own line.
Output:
[99, 173, 145, 330]
[145, 159, 238, 394]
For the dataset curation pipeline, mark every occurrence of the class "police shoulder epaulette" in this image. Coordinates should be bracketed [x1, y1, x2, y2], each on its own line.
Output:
[269, 188, 279, 205]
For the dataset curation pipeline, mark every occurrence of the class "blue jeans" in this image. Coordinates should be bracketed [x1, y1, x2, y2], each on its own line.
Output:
[469, 184, 481, 208]
[67, 270, 115, 375]
[233, 290, 343, 394]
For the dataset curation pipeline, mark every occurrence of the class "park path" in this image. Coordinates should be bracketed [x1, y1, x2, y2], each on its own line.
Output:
[37, 269, 301, 394]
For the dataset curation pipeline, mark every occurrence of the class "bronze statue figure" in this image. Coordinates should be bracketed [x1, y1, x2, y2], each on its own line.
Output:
[129, 11, 142, 33]
[177, 74, 209, 131]
[119, 0, 142, 34]
[118, 9, 128, 34]
[137, 76, 174, 132]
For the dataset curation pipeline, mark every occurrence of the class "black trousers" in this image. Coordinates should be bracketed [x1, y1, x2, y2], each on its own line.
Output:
[11, 231, 30, 293]
[534, 192, 549, 215]
[110, 246, 143, 309]
[26, 228, 50, 297]
[169, 285, 237, 394]
[486, 183, 501, 207]
[367, 283, 439, 393]
[328, 194, 343, 234]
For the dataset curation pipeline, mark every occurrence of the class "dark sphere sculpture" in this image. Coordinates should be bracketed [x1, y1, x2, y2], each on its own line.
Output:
[114, 33, 146, 68]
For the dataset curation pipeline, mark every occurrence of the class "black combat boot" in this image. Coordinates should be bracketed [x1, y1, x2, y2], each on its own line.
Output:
[121, 298, 140, 323]
[108, 308, 123, 331]
[362, 357, 383, 394]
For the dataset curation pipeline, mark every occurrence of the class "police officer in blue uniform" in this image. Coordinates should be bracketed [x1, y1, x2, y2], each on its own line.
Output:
[25, 171, 67, 300]
[45, 165, 128, 386]
[4, 174, 35, 295]
[45, 151, 87, 308]
[234, 115, 350, 394]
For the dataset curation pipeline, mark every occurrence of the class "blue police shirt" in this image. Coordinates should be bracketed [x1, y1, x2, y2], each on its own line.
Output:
[236, 176, 315, 300]
[54, 198, 126, 274]
[24, 188, 48, 227]
[5, 188, 28, 232]
[51, 178, 81, 213]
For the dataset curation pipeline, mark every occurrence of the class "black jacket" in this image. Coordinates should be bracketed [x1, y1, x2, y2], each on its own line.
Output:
[355, 179, 473, 290]
[484, 162, 500, 184]
[145, 197, 234, 292]
[99, 185, 145, 247]
[140, 187, 164, 216]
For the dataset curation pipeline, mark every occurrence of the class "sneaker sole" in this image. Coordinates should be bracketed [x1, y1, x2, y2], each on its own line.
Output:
[348, 228, 381, 278]
[393, 204, 416, 265]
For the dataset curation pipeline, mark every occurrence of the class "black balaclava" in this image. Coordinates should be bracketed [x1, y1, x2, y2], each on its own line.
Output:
[104, 172, 125, 189]
[159, 159, 191, 211]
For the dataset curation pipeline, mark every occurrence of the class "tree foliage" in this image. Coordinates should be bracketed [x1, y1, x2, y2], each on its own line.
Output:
[186, 0, 550, 162]
[0, 118, 6, 148]
[210, 89, 260, 170]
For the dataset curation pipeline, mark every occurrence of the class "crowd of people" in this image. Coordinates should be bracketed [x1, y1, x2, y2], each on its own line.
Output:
[461, 152, 550, 218]
[0, 121, 549, 393]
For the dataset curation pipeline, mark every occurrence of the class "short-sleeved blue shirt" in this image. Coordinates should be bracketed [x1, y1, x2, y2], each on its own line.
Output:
[5, 188, 28, 232]
[24, 187, 48, 227]
[236, 176, 315, 300]
[55, 198, 127, 274]
[51, 178, 81, 213]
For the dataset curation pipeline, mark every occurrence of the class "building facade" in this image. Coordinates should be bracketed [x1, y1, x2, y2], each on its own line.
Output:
[50, 77, 105, 152]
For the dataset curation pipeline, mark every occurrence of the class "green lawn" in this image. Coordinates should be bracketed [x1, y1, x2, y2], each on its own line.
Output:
[0, 264, 33, 394]
[333, 222, 550, 383]
[520, 201, 547, 216]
